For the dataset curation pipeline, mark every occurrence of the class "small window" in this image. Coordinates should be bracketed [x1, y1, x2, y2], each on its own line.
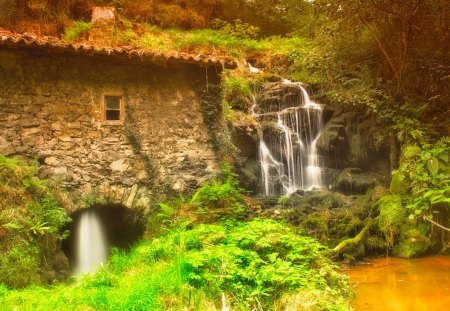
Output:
[104, 96, 122, 122]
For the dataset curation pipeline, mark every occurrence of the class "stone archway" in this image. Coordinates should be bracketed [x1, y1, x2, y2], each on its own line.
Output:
[61, 203, 145, 271]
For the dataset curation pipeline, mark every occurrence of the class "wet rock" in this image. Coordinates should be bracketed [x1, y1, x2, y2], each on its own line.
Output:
[287, 190, 344, 209]
[236, 159, 260, 194]
[337, 168, 376, 194]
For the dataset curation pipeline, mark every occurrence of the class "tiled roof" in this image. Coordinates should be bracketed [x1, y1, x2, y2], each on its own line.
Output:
[0, 29, 237, 69]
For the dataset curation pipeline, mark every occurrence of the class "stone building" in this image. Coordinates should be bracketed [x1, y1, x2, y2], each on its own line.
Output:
[0, 27, 235, 210]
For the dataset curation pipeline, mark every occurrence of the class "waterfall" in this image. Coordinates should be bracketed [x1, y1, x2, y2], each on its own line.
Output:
[254, 81, 323, 195]
[75, 210, 108, 274]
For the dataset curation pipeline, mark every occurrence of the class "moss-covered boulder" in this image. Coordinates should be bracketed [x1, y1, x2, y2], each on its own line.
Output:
[393, 224, 431, 258]
[375, 195, 405, 249]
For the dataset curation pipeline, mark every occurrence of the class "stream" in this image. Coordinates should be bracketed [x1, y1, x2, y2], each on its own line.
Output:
[343, 256, 450, 310]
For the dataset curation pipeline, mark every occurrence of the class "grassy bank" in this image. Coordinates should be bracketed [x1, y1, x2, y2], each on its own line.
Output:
[0, 219, 351, 310]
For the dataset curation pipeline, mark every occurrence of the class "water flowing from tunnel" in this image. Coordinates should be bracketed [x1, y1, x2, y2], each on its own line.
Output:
[75, 210, 108, 274]
[254, 81, 323, 195]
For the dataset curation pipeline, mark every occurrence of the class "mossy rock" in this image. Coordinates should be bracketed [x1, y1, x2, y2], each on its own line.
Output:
[365, 235, 387, 253]
[341, 238, 366, 263]
[393, 227, 431, 258]
[374, 194, 406, 250]
[288, 191, 344, 209]
[376, 195, 405, 232]
[337, 167, 376, 194]
[335, 215, 363, 237]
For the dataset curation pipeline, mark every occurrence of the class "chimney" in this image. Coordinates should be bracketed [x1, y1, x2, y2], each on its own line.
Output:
[88, 7, 117, 46]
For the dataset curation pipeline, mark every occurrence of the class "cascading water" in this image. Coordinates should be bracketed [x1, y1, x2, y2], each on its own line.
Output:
[254, 80, 323, 195]
[75, 210, 108, 274]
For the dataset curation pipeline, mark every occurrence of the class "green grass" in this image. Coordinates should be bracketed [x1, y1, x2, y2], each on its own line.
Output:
[107, 21, 314, 66]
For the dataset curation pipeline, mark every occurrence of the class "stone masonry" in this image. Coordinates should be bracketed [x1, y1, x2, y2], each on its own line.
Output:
[0, 47, 223, 210]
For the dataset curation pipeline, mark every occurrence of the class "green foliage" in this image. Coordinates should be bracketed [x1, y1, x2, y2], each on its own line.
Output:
[389, 171, 408, 194]
[190, 164, 246, 220]
[223, 72, 254, 99]
[0, 155, 70, 288]
[62, 21, 91, 41]
[0, 219, 351, 310]
[0, 241, 43, 288]
[212, 19, 260, 40]
[181, 219, 349, 309]
[393, 138, 450, 219]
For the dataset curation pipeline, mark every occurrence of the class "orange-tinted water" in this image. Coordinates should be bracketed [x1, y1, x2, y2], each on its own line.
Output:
[343, 256, 450, 311]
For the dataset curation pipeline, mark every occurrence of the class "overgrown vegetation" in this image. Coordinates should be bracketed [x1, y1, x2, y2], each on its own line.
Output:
[62, 20, 91, 41]
[0, 162, 351, 310]
[0, 220, 350, 310]
[0, 155, 70, 287]
[388, 138, 450, 254]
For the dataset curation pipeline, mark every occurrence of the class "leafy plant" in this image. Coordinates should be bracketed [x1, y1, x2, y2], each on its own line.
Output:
[190, 164, 246, 220]
[0, 219, 351, 310]
[391, 138, 450, 219]
[63, 21, 92, 41]
[212, 19, 261, 40]
[0, 155, 70, 287]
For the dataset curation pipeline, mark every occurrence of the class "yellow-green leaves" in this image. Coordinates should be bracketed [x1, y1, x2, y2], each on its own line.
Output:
[427, 157, 439, 176]
[390, 171, 408, 194]
[403, 145, 422, 159]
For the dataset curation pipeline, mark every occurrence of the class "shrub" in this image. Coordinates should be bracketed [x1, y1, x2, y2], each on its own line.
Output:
[190, 164, 246, 220]
[212, 19, 260, 39]
[62, 20, 91, 41]
[180, 219, 349, 309]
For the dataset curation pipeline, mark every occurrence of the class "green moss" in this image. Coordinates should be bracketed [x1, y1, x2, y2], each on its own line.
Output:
[365, 235, 387, 252]
[302, 212, 329, 241]
[393, 224, 431, 258]
[376, 195, 405, 247]
[336, 215, 363, 237]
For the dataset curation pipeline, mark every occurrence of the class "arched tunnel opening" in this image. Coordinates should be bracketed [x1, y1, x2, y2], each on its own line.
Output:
[61, 204, 145, 273]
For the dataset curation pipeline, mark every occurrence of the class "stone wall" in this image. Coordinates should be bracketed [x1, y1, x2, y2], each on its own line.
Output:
[0, 47, 223, 209]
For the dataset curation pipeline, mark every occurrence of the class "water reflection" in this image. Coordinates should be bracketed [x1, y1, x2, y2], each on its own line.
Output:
[344, 256, 450, 310]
